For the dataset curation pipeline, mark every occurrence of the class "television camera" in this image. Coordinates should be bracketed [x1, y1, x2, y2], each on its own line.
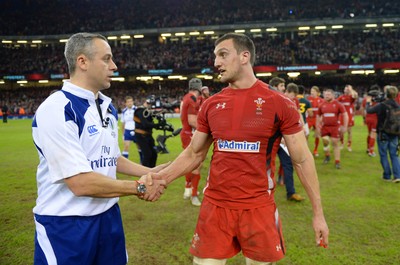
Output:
[368, 90, 386, 103]
[144, 95, 181, 154]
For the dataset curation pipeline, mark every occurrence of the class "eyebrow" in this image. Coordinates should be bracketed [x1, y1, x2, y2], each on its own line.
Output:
[214, 47, 229, 54]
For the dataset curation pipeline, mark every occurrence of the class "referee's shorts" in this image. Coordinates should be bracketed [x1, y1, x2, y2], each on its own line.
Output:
[34, 204, 127, 265]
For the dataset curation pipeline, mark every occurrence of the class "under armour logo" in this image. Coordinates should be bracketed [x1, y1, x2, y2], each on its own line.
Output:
[216, 102, 226, 109]
[276, 245, 282, 251]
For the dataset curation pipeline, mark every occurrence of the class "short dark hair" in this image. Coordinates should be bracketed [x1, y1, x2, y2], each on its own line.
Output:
[269, 77, 285, 88]
[215, 33, 256, 66]
[286, 83, 299, 94]
[297, 85, 305, 95]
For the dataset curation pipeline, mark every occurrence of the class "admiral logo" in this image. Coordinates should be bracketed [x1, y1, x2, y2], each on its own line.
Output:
[217, 139, 260, 153]
[87, 125, 99, 136]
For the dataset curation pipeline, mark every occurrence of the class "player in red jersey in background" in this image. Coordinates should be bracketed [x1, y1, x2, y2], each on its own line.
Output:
[360, 85, 380, 157]
[307, 86, 324, 157]
[180, 78, 203, 206]
[337, 84, 358, 152]
[154, 33, 329, 264]
[316, 89, 348, 169]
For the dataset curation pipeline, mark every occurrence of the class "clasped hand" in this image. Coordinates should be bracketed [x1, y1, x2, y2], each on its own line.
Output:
[137, 172, 167, 202]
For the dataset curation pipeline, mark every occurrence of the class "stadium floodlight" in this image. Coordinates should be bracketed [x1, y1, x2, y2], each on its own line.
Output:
[168, 75, 183, 79]
[315, 26, 327, 30]
[315, 71, 321, 75]
[351, 70, 365, 74]
[107, 36, 117, 40]
[32, 40, 42, 43]
[136, 76, 152, 81]
[365, 70, 375, 75]
[59, 39, 68, 43]
[120, 35, 131, 39]
[38, 80, 48, 83]
[203, 31, 214, 35]
[161, 33, 171, 37]
[189, 32, 200, 35]
[255, 73, 272, 77]
[234, 30, 245, 33]
[298, 26, 310, 31]
[196, 75, 213, 79]
[266, 28, 277, 32]
[133, 35, 144, 39]
[0, 80, 5, 84]
[383, 69, 399, 74]
[111, 77, 125, 82]
[175, 32, 186, 36]
[250, 29, 261, 32]
[382, 23, 394, 27]
[17, 80, 28, 84]
[287, 72, 300, 78]
[2, 40, 12, 43]
[332, 25, 343, 29]
[17, 40, 28, 44]
[365, 24, 377, 28]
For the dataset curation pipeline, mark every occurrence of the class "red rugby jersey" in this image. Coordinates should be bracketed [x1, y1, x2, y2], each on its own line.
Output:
[197, 80, 302, 209]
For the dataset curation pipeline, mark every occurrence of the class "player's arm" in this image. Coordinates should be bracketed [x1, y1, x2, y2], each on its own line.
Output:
[64, 170, 165, 201]
[284, 131, 329, 247]
[351, 89, 358, 99]
[306, 103, 313, 117]
[63, 157, 168, 201]
[315, 114, 322, 137]
[156, 130, 213, 185]
[341, 110, 349, 133]
[188, 114, 197, 129]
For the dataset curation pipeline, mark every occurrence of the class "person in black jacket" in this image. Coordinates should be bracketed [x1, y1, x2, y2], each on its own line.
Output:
[366, 85, 400, 183]
[2, 104, 8, 123]
[134, 98, 161, 167]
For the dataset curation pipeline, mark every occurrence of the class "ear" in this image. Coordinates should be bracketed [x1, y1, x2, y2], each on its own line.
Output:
[240, 51, 250, 65]
[76, 54, 88, 71]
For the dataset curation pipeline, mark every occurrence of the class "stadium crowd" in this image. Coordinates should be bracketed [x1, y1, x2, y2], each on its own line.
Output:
[1, 28, 400, 76]
[1, 0, 399, 116]
[1, 0, 399, 36]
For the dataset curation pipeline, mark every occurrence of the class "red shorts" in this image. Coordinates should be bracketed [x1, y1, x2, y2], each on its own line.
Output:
[340, 114, 354, 127]
[189, 198, 285, 262]
[366, 119, 377, 133]
[307, 117, 316, 129]
[321, 125, 341, 139]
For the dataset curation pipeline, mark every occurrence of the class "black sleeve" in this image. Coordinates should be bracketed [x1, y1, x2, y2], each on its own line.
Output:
[134, 108, 156, 129]
[366, 102, 381, 114]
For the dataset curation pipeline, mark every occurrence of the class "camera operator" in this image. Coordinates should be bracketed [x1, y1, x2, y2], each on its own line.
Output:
[134, 97, 162, 167]
[366, 85, 400, 183]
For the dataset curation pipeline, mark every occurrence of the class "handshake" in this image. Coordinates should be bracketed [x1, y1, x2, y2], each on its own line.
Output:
[134, 162, 171, 202]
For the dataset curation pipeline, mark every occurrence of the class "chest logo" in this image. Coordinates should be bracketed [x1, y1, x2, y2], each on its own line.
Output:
[87, 125, 99, 136]
[254, 97, 265, 114]
[216, 102, 226, 109]
[217, 139, 260, 153]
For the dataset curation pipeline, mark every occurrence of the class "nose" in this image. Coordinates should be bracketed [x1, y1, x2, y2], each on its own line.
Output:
[110, 59, 118, 71]
[214, 57, 220, 68]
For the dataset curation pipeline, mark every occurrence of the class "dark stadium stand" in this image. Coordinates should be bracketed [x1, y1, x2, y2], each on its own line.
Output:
[0, 0, 399, 115]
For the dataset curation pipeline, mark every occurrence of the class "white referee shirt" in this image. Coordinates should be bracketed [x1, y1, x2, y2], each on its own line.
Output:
[121, 105, 137, 130]
[32, 81, 120, 216]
